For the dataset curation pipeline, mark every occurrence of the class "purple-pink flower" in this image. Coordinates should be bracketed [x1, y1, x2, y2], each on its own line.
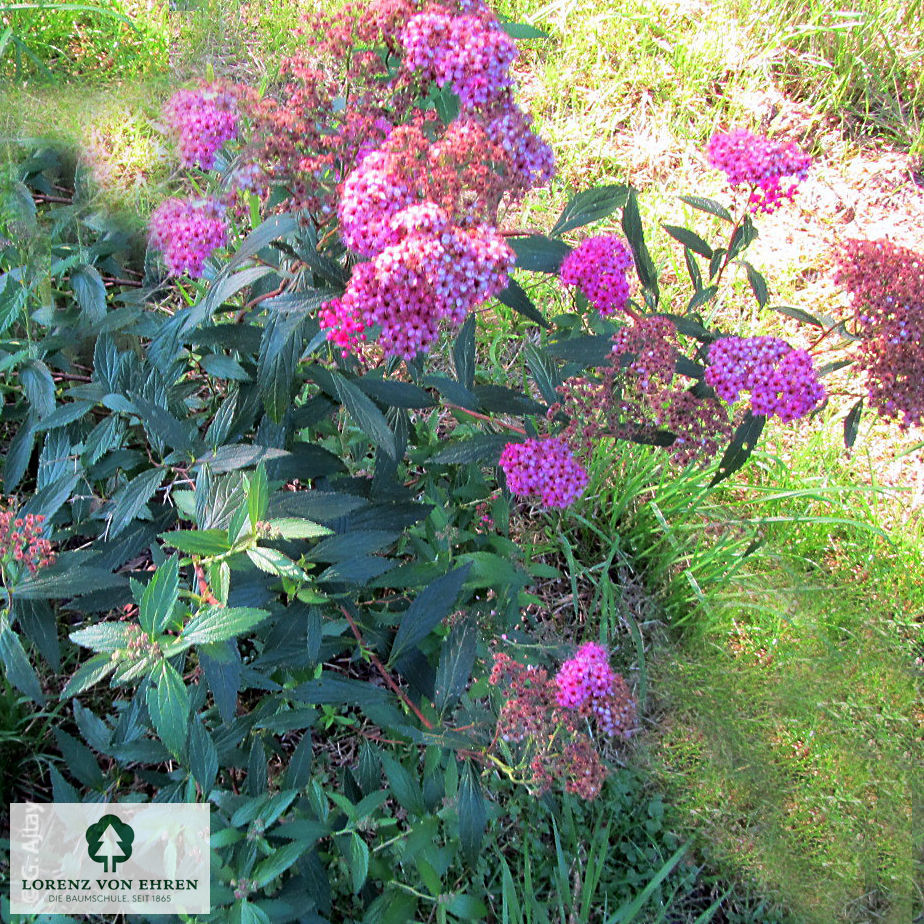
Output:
[164, 84, 239, 170]
[499, 437, 588, 508]
[559, 235, 634, 316]
[149, 198, 228, 278]
[555, 642, 636, 738]
[705, 336, 825, 423]
[706, 129, 811, 213]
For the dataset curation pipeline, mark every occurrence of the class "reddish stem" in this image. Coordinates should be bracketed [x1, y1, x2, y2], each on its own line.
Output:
[443, 402, 527, 435]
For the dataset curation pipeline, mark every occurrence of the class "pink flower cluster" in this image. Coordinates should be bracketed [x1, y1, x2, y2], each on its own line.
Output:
[706, 129, 811, 214]
[559, 235, 634, 316]
[499, 437, 588, 508]
[163, 84, 239, 170]
[149, 198, 228, 278]
[322, 207, 512, 358]
[401, 8, 517, 109]
[486, 104, 555, 190]
[0, 510, 55, 577]
[555, 642, 636, 738]
[705, 336, 824, 423]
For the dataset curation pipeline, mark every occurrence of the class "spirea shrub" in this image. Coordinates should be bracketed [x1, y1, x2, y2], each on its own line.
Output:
[1, 0, 917, 918]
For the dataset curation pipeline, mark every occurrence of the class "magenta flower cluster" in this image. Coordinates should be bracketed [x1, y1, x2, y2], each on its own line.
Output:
[401, 8, 517, 110]
[163, 84, 239, 170]
[323, 201, 512, 359]
[706, 129, 811, 214]
[559, 235, 634, 316]
[555, 642, 636, 737]
[149, 198, 228, 278]
[705, 336, 825, 422]
[499, 437, 588, 508]
[487, 105, 555, 189]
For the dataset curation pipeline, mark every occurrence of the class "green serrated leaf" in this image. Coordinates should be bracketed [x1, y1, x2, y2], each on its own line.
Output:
[20, 358, 55, 419]
[0, 614, 45, 704]
[430, 434, 519, 465]
[252, 841, 310, 888]
[60, 653, 116, 698]
[247, 547, 308, 580]
[687, 285, 719, 312]
[453, 313, 476, 390]
[188, 717, 218, 794]
[381, 752, 425, 816]
[177, 605, 268, 648]
[71, 264, 107, 324]
[434, 621, 477, 713]
[457, 761, 487, 864]
[139, 555, 180, 636]
[264, 517, 331, 540]
[741, 261, 769, 308]
[330, 371, 397, 460]
[247, 463, 269, 531]
[107, 468, 163, 539]
[160, 529, 232, 557]
[622, 189, 659, 305]
[146, 661, 189, 759]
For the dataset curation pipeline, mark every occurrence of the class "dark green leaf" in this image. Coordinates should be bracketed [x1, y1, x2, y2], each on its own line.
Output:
[160, 529, 233, 556]
[34, 400, 93, 431]
[844, 398, 863, 449]
[330, 371, 397, 460]
[195, 444, 290, 473]
[381, 752, 425, 815]
[187, 266, 276, 331]
[4, 414, 36, 492]
[430, 434, 519, 465]
[139, 555, 179, 636]
[683, 246, 703, 291]
[130, 393, 195, 454]
[229, 213, 300, 271]
[661, 224, 712, 258]
[188, 717, 218, 794]
[14, 598, 59, 668]
[510, 235, 572, 273]
[524, 343, 562, 405]
[550, 185, 629, 236]
[621, 189, 659, 304]
[710, 412, 765, 486]
[434, 621, 477, 713]
[283, 732, 313, 789]
[769, 305, 829, 328]
[453, 313, 476, 390]
[71, 265, 107, 324]
[293, 674, 391, 708]
[20, 358, 55, 419]
[499, 21, 548, 38]
[0, 615, 45, 704]
[495, 278, 548, 327]
[200, 353, 251, 381]
[180, 606, 271, 647]
[258, 311, 306, 423]
[472, 385, 546, 415]
[678, 195, 732, 222]
[421, 374, 480, 411]
[146, 661, 189, 759]
[457, 762, 487, 865]
[107, 468, 163, 538]
[546, 334, 612, 366]
[727, 214, 758, 261]
[305, 530, 398, 561]
[253, 842, 309, 888]
[389, 564, 471, 664]
[741, 261, 768, 308]
[687, 285, 719, 312]
[355, 378, 435, 409]
[53, 728, 102, 787]
[60, 653, 115, 698]
[348, 833, 369, 894]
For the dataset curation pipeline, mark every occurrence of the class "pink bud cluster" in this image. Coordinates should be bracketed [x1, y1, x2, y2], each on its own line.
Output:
[498, 437, 588, 508]
[706, 129, 811, 214]
[0, 510, 55, 577]
[401, 8, 517, 109]
[705, 336, 825, 423]
[163, 83, 240, 170]
[149, 198, 228, 278]
[559, 235, 634, 316]
[489, 651, 611, 800]
[835, 238, 924, 430]
[555, 642, 636, 738]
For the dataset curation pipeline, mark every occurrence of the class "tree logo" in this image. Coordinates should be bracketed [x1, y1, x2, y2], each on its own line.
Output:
[85, 814, 135, 873]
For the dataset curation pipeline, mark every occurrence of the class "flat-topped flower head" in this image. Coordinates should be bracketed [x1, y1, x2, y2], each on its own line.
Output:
[705, 336, 824, 423]
[499, 437, 588, 508]
[706, 129, 811, 213]
[0, 509, 55, 577]
[164, 83, 239, 170]
[555, 642, 636, 738]
[559, 235, 634, 316]
[149, 197, 228, 278]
